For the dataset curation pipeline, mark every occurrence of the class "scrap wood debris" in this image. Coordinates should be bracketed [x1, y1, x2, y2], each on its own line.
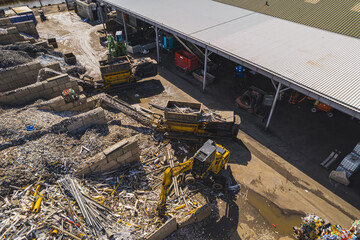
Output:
[293, 214, 360, 240]
[0, 151, 205, 239]
[150, 102, 230, 123]
[0, 110, 207, 239]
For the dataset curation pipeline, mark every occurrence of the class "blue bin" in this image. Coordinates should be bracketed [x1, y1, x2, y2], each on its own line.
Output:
[163, 36, 173, 50]
[236, 65, 245, 77]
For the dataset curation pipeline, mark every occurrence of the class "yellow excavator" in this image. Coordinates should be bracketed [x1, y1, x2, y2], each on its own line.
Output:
[157, 139, 230, 216]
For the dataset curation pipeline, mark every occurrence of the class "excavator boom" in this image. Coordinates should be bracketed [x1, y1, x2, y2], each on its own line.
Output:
[157, 140, 230, 216]
[157, 159, 193, 215]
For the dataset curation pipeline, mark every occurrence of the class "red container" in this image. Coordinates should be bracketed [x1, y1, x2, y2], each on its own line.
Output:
[175, 50, 198, 73]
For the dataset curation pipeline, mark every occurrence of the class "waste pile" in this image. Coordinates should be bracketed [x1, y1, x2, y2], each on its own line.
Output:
[157, 102, 230, 123]
[0, 42, 62, 69]
[293, 214, 360, 240]
[0, 97, 210, 239]
[0, 137, 206, 239]
[168, 105, 200, 114]
[200, 109, 229, 123]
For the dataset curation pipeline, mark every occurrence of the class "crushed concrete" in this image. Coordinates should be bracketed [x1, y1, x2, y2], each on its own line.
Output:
[0, 42, 62, 68]
[0, 49, 33, 68]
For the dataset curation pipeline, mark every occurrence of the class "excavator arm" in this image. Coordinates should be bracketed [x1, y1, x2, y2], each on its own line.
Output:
[157, 140, 231, 217]
[157, 159, 193, 216]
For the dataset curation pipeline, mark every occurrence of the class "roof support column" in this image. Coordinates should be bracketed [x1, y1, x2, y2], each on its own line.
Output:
[121, 11, 128, 44]
[155, 26, 160, 63]
[203, 46, 208, 92]
[265, 82, 282, 129]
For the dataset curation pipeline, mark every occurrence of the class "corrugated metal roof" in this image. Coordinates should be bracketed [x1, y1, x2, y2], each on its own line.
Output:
[215, 0, 360, 39]
[104, 0, 360, 117]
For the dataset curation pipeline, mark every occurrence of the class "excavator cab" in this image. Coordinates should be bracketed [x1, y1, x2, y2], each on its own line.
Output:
[192, 140, 217, 177]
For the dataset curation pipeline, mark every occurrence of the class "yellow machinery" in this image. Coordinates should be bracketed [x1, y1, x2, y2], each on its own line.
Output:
[99, 56, 132, 87]
[151, 101, 240, 140]
[157, 139, 230, 216]
[93, 56, 157, 91]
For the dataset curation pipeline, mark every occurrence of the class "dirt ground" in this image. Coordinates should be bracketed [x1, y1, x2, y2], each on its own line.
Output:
[34, 8, 360, 240]
[35, 4, 106, 79]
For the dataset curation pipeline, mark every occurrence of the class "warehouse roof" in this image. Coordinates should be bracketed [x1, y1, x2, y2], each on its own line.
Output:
[215, 0, 360, 39]
[104, 0, 360, 118]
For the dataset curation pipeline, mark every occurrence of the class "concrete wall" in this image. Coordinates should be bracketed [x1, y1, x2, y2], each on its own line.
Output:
[145, 204, 212, 240]
[0, 74, 79, 105]
[76, 0, 96, 21]
[13, 20, 39, 38]
[0, 61, 42, 92]
[38, 94, 97, 112]
[44, 62, 62, 72]
[177, 203, 212, 228]
[0, 27, 25, 45]
[147, 218, 177, 240]
[0, 18, 39, 41]
[0, 18, 11, 26]
[54, 107, 106, 133]
[76, 135, 140, 176]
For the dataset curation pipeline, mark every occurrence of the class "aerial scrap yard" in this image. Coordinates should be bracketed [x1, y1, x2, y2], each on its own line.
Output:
[0, 2, 360, 240]
[0, 7, 239, 239]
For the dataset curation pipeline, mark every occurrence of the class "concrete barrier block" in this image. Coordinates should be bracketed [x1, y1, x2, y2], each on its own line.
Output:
[123, 141, 138, 153]
[47, 74, 69, 83]
[75, 135, 140, 176]
[1, 69, 14, 78]
[195, 203, 212, 222]
[16, 87, 32, 97]
[82, 116, 96, 126]
[65, 82, 73, 88]
[115, 151, 132, 164]
[42, 88, 56, 98]
[131, 148, 139, 155]
[15, 65, 29, 74]
[99, 158, 120, 172]
[0, 18, 11, 25]
[44, 62, 62, 72]
[46, 79, 61, 88]
[52, 86, 62, 93]
[28, 62, 42, 70]
[146, 218, 177, 240]
[103, 139, 128, 157]
[28, 83, 45, 94]
[177, 214, 196, 228]
[67, 120, 85, 132]
[94, 117, 107, 125]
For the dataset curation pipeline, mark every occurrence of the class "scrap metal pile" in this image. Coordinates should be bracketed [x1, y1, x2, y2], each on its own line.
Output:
[0, 100, 207, 239]
[0, 140, 205, 239]
[293, 214, 360, 240]
[167, 104, 229, 123]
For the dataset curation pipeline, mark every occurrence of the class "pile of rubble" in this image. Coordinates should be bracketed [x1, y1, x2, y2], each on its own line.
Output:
[0, 21, 220, 239]
[0, 129, 209, 239]
[293, 214, 360, 240]
[0, 42, 62, 69]
[0, 91, 216, 239]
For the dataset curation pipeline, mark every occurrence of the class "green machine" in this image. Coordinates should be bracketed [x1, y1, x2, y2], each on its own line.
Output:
[108, 31, 127, 58]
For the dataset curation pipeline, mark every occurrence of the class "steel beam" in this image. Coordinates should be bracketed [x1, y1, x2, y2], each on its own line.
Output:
[155, 26, 160, 63]
[203, 47, 208, 92]
[266, 82, 282, 129]
[121, 11, 128, 44]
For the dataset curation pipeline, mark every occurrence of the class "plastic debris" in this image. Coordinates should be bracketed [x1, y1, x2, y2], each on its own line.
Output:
[293, 214, 360, 240]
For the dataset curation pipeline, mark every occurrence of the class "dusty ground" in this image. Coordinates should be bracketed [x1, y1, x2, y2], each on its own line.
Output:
[34, 9, 360, 240]
[36, 6, 106, 79]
